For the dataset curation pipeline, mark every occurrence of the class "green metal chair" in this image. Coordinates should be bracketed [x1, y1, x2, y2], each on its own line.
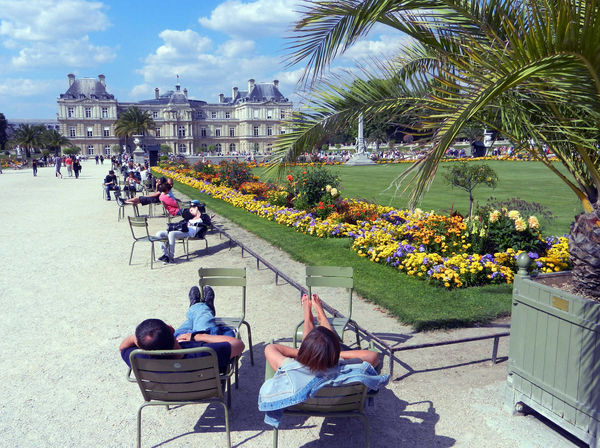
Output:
[264, 343, 371, 448]
[292, 266, 360, 348]
[127, 216, 168, 269]
[115, 191, 139, 221]
[198, 268, 255, 372]
[129, 347, 231, 448]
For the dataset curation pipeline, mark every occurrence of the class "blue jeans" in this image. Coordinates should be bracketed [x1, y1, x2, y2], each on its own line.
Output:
[175, 303, 215, 336]
[105, 184, 120, 199]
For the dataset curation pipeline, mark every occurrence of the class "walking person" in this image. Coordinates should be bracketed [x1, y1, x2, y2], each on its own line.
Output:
[32, 158, 38, 177]
[100, 155, 104, 165]
[95, 155, 99, 165]
[54, 155, 63, 179]
[73, 158, 81, 179]
[65, 156, 73, 177]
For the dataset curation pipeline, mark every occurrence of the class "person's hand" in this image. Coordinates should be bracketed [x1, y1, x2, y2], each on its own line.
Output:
[176, 333, 192, 342]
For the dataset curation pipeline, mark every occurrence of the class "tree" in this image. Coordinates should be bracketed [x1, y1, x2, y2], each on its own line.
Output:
[11, 124, 45, 158]
[62, 146, 81, 156]
[279, 0, 600, 299]
[114, 106, 155, 152]
[444, 163, 498, 217]
[43, 129, 71, 154]
[111, 144, 123, 155]
[159, 144, 172, 154]
[0, 113, 7, 152]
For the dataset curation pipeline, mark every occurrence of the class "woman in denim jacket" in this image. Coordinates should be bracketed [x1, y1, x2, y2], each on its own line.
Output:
[259, 294, 388, 427]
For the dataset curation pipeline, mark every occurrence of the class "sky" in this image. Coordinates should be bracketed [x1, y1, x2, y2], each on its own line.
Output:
[0, 0, 407, 119]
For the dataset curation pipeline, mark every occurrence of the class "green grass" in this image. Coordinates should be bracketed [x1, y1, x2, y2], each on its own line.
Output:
[256, 161, 582, 236]
[172, 179, 513, 331]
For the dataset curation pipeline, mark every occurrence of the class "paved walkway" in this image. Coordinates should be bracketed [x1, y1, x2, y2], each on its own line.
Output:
[0, 162, 584, 447]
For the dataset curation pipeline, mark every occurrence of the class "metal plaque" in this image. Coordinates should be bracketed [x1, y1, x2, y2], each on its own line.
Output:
[552, 296, 569, 312]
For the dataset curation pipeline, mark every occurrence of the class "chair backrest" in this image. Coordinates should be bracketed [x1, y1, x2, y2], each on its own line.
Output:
[128, 216, 150, 241]
[130, 347, 223, 403]
[198, 268, 247, 318]
[306, 266, 354, 318]
[289, 382, 367, 413]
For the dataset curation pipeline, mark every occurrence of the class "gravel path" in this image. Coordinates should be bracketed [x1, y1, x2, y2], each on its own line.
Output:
[0, 161, 583, 447]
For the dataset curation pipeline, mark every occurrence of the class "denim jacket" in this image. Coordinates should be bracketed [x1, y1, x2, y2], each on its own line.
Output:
[258, 359, 389, 427]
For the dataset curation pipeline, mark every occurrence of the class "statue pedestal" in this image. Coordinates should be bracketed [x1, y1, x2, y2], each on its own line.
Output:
[132, 136, 146, 164]
[345, 152, 375, 166]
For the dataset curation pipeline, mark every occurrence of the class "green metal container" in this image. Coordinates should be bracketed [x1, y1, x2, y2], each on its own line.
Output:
[506, 257, 600, 447]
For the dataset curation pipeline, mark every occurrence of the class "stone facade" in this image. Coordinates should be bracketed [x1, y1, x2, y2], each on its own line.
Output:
[57, 74, 293, 156]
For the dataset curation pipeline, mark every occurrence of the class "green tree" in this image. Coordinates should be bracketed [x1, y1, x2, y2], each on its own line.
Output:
[114, 106, 155, 152]
[11, 124, 45, 158]
[62, 146, 81, 156]
[279, 0, 600, 299]
[159, 144, 172, 154]
[43, 129, 71, 155]
[0, 113, 8, 152]
[111, 144, 123, 155]
[444, 163, 498, 217]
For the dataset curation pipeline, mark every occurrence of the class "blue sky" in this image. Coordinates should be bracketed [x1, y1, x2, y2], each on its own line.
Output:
[0, 0, 407, 119]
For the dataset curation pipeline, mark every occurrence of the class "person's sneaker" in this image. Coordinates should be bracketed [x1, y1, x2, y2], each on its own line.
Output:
[202, 286, 216, 315]
[116, 196, 126, 206]
[188, 286, 201, 307]
[157, 255, 168, 262]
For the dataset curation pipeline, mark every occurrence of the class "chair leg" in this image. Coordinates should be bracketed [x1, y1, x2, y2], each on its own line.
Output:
[273, 428, 279, 448]
[150, 243, 155, 269]
[137, 405, 145, 448]
[219, 401, 231, 448]
[227, 376, 232, 408]
[241, 321, 254, 365]
[234, 357, 239, 390]
[129, 242, 136, 266]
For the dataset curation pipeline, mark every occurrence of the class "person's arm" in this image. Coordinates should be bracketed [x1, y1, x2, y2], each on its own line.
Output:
[264, 343, 299, 371]
[119, 334, 138, 351]
[176, 333, 245, 358]
[339, 349, 380, 368]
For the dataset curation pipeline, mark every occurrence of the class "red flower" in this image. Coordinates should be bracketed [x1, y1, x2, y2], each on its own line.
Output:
[287, 174, 293, 182]
[318, 202, 324, 209]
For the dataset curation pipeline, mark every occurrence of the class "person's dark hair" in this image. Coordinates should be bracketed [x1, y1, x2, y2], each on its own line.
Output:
[296, 326, 340, 371]
[160, 183, 171, 193]
[135, 319, 174, 351]
[198, 203, 206, 213]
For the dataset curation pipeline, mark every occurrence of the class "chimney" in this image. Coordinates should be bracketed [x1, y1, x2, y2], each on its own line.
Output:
[273, 79, 279, 88]
[232, 86, 238, 99]
[68, 73, 75, 86]
[219, 93, 224, 103]
[183, 88, 188, 98]
[175, 83, 181, 92]
[154, 88, 159, 100]
[98, 74, 105, 86]
[248, 78, 255, 92]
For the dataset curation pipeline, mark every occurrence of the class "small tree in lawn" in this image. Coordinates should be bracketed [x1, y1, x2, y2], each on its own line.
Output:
[159, 144, 171, 154]
[444, 162, 497, 218]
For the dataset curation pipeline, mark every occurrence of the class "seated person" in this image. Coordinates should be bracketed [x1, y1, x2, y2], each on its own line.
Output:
[174, 286, 235, 338]
[104, 170, 120, 200]
[117, 177, 165, 207]
[258, 294, 388, 427]
[155, 201, 209, 263]
[122, 171, 139, 198]
[159, 183, 180, 216]
[119, 294, 244, 374]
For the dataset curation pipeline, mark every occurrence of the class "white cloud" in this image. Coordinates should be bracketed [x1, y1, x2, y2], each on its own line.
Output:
[0, 77, 63, 97]
[218, 39, 255, 58]
[340, 32, 413, 62]
[0, 0, 115, 69]
[199, 0, 300, 37]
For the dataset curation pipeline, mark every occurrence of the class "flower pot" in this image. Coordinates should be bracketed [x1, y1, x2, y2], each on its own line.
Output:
[506, 261, 600, 448]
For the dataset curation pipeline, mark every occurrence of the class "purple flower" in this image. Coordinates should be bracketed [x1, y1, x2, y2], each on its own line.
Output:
[528, 252, 539, 259]
[422, 257, 429, 265]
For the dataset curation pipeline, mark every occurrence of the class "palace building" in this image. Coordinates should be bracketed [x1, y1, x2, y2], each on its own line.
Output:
[57, 74, 293, 156]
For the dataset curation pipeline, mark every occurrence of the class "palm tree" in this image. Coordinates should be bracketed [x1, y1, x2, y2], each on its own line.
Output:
[115, 106, 155, 152]
[11, 124, 46, 158]
[43, 129, 71, 155]
[277, 0, 600, 299]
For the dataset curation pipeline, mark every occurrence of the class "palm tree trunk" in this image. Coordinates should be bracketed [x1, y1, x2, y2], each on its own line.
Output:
[569, 201, 600, 299]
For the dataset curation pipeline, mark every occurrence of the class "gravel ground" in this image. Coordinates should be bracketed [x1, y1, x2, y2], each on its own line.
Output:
[0, 161, 585, 447]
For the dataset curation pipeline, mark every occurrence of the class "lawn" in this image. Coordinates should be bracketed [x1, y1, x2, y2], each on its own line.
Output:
[172, 179, 513, 332]
[255, 161, 582, 237]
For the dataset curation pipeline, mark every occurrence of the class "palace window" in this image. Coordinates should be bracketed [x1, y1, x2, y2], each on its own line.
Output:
[201, 143, 207, 150]
[152, 111, 158, 119]
[253, 126, 259, 136]
[67, 107, 74, 118]
[178, 144, 186, 153]
[225, 111, 230, 119]
[103, 127, 110, 137]
[215, 128, 221, 137]
[178, 126, 185, 138]
[104, 145, 111, 155]
[267, 109, 273, 119]
[280, 110, 286, 119]
[229, 143, 236, 152]
[85, 107, 92, 118]
[215, 143, 222, 151]
[69, 127, 76, 137]
[155, 127, 161, 137]
[87, 145, 94, 155]
[229, 127, 235, 137]
[253, 109, 259, 119]
[101, 107, 108, 118]
[201, 128, 207, 137]
[87, 127, 93, 137]
[211, 111, 217, 119]
[267, 126, 272, 136]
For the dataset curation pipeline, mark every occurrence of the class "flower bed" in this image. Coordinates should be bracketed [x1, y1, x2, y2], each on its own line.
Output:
[153, 164, 569, 289]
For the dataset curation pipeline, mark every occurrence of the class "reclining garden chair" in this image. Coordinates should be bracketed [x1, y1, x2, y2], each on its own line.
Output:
[127, 216, 168, 269]
[129, 346, 231, 448]
[293, 266, 361, 348]
[198, 267, 255, 384]
[264, 343, 372, 448]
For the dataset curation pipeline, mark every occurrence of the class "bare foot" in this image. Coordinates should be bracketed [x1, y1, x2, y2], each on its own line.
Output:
[312, 294, 333, 332]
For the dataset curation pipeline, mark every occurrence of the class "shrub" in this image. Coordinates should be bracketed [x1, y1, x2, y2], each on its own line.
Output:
[192, 161, 217, 177]
[219, 160, 253, 189]
[240, 181, 269, 196]
[483, 197, 555, 224]
[288, 166, 340, 210]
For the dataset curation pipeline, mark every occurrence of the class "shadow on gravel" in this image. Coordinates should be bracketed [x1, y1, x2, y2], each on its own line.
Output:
[172, 340, 455, 448]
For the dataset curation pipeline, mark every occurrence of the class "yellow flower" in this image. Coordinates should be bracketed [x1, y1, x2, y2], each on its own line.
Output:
[508, 210, 520, 220]
[330, 188, 338, 197]
[326, 185, 332, 192]
[489, 210, 500, 223]
[528, 216, 539, 230]
[514, 217, 527, 231]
